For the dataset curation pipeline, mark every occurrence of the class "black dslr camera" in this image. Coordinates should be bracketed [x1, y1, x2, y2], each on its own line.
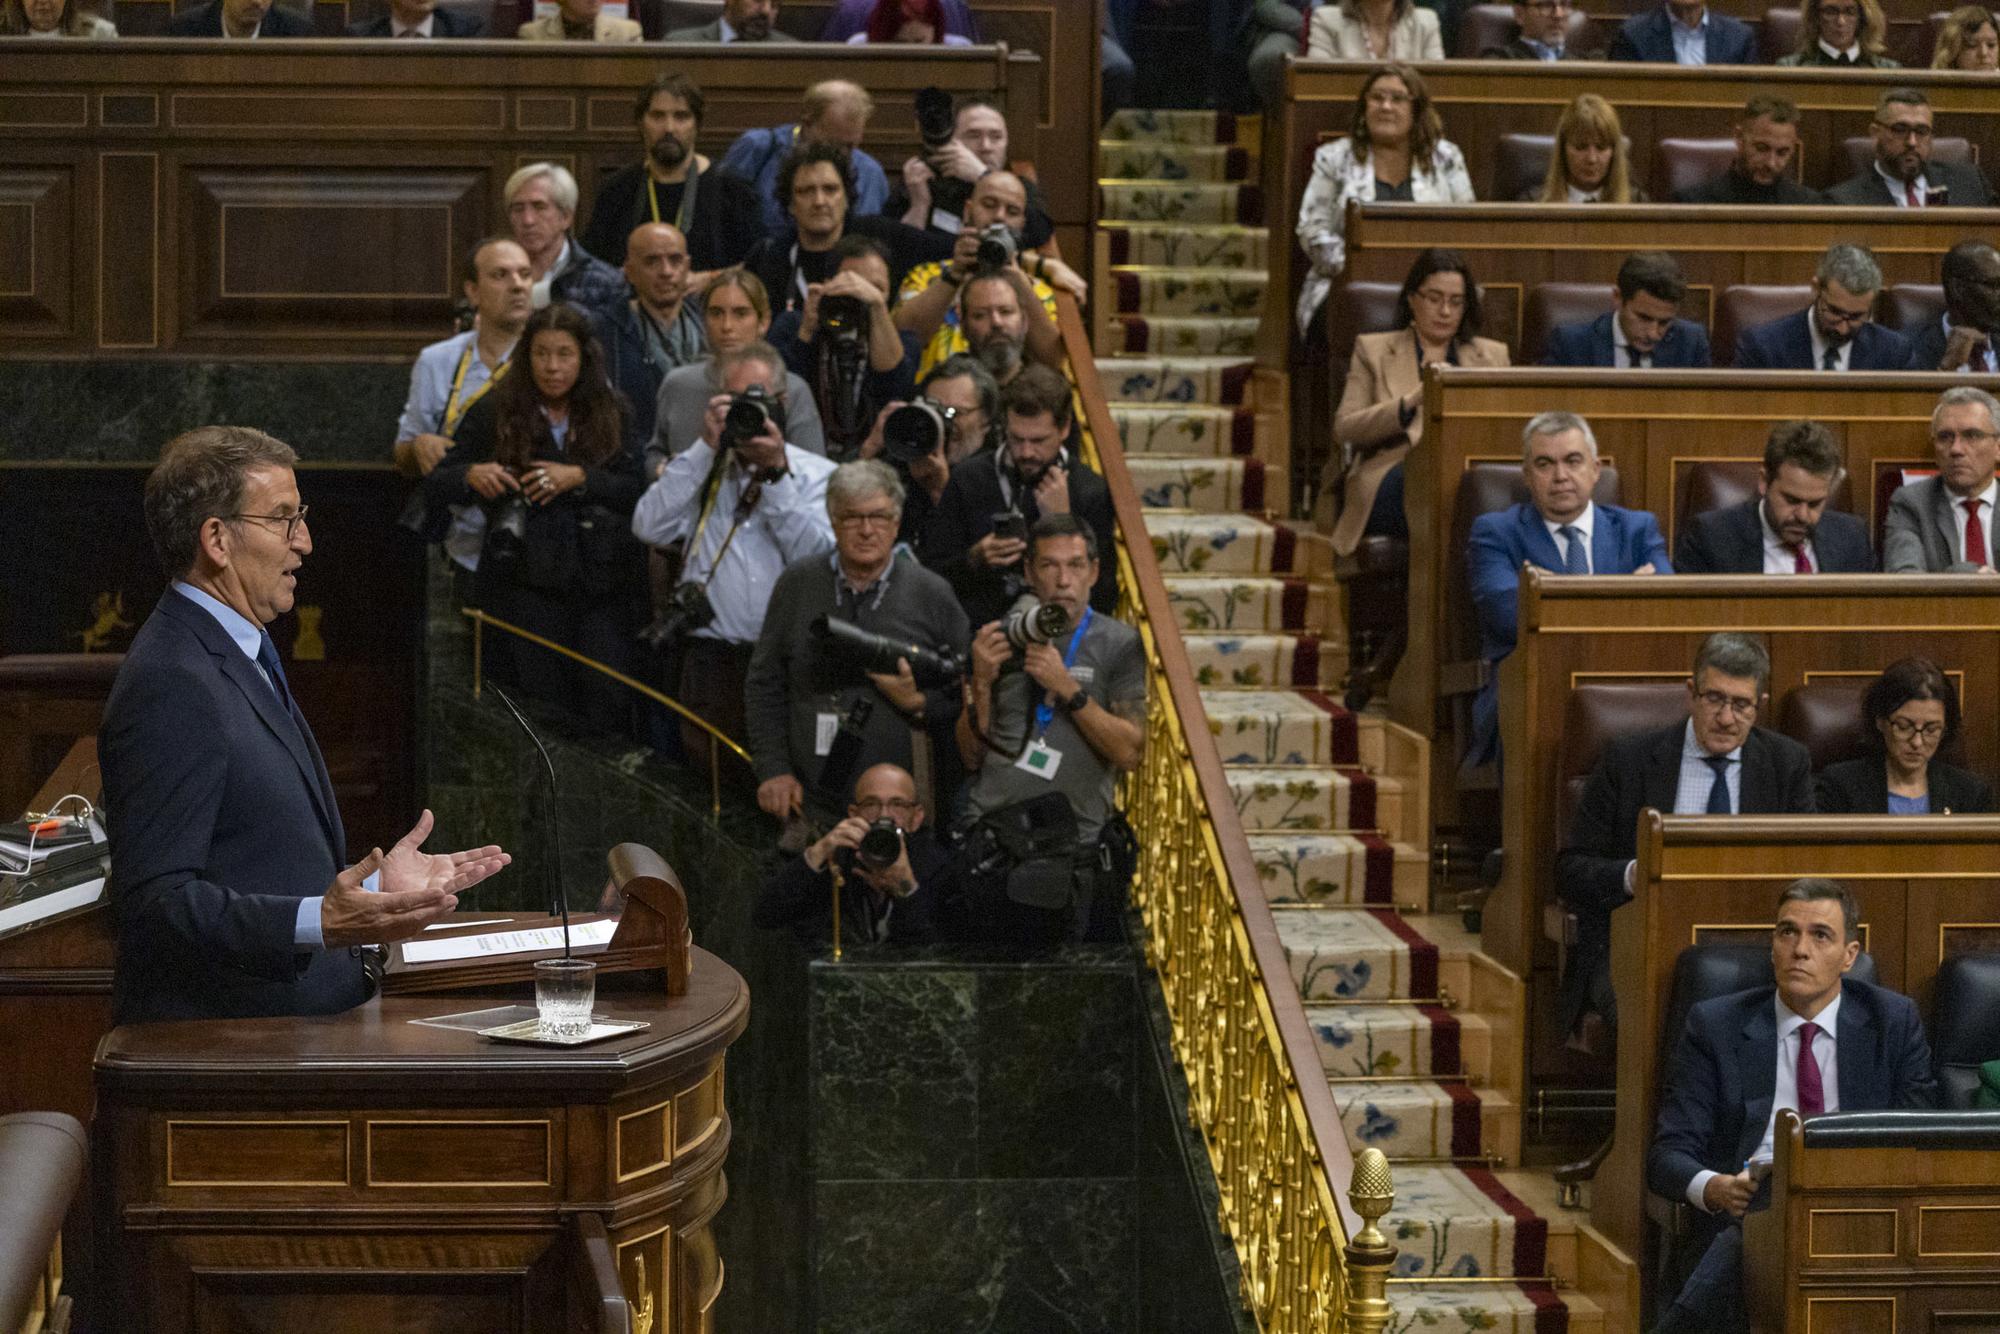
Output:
[974, 223, 1018, 273]
[880, 401, 958, 466]
[721, 383, 789, 452]
[636, 581, 715, 651]
[1003, 600, 1070, 651]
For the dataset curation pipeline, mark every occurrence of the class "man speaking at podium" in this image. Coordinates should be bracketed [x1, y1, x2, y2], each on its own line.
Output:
[102, 427, 511, 1024]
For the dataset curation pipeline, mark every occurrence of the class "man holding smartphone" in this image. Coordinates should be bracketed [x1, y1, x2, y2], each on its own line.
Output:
[920, 365, 1119, 628]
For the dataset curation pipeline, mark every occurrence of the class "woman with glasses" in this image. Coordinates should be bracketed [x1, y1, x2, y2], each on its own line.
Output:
[1530, 94, 1644, 203]
[1814, 658, 1993, 813]
[1778, 0, 1898, 65]
[1294, 63, 1473, 332]
[1932, 5, 2000, 69]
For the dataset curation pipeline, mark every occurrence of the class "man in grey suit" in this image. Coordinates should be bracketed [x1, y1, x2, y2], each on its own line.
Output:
[1884, 386, 2000, 573]
[665, 0, 797, 40]
[1824, 88, 1995, 208]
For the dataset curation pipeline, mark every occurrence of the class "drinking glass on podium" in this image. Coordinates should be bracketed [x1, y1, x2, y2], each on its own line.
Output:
[534, 958, 596, 1038]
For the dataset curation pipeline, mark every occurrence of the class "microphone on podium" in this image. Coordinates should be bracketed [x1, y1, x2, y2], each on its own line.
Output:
[487, 685, 571, 959]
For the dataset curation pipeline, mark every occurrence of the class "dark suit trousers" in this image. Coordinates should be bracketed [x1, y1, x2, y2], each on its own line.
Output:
[1653, 1217, 1749, 1334]
[676, 637, 755, 788]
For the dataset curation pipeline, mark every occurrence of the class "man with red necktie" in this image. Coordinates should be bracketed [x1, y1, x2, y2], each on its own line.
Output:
[1824, 88, 1995, 208]
[1673, 420, 1877, 573]
[1884, 386, 2000, 573]
[1646, 880, 1935, 1334]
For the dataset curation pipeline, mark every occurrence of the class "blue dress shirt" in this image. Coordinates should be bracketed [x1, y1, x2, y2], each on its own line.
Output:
[1670, 8, 1708, 63]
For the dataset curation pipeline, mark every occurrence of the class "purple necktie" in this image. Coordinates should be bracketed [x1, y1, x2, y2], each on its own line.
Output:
[1796, 1020, 1825, 1117]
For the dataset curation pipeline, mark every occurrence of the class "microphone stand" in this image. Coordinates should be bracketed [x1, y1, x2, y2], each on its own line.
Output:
[488, 685, 571, 960]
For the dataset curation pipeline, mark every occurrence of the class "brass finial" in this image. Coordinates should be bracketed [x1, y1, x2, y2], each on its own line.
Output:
[1342, 1149, 1397, 1334]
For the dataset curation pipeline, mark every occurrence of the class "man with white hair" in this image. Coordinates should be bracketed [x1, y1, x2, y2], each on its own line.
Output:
[1883, 385, 2000, 573]
[503, 162, 627, 314]
[721, 80, 892, 236]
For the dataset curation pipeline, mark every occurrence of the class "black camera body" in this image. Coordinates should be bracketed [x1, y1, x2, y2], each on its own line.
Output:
[913, 85, 956, 153]
[483, 493, 532, 572]
[856, 818, 903, 870]
[813, 614, 963, 688]
[722, 383, 789, 452]
[820, 293, 871, 348]
[974, 223, 1018, 274]
[638, 580, 716, 650]
[881, 401, 957, 465]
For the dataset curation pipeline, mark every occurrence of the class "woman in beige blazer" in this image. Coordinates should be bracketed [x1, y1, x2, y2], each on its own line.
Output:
[518, 0, 640, 41]
[1325, 247, 1510, 557]
[1307, 0, 1444, 61]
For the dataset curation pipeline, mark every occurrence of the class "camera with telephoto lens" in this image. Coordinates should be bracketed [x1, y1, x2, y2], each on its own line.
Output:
[1003, 600, 1070, 651]
[914, 85, 956, 154]
[637, 580, 715, 650]
[975, 223, 1018, 274]
[813, 615, 963, 687]
[483, 493, 532, 572]
[856, 817, 904, 870]
[880, 401, 958, 466]
[820, 294, 871, 349]
[721, 383, 789, 452]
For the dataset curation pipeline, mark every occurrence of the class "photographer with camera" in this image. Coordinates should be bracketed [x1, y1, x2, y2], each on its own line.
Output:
[746, 459, 969, 831]
[891, 92, 1055, 251]
[921, 364, 1118, 628]
[649, 269, 827, 475]
[955, 514, 1145, 943]
[631, 342, 837, 770]
[743, 142, 930, 319]
[424, 302, 648, 731]
[854, 355, 999, 552]
[769, 236, 922, 459]
[753, 763, 962, 946]
[894, 170, 1082, 380]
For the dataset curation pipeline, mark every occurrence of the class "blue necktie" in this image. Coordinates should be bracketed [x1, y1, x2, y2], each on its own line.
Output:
[1559, 524, 1589, 574]
[255, 630, 293, 713]
[1704, 754, 1733, 814]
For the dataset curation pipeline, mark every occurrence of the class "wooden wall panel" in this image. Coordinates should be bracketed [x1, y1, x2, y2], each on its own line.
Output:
[0, 165, 73, 340]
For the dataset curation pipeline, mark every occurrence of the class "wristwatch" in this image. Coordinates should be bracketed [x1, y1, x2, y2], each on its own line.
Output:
[1059, 687, 1089, 715]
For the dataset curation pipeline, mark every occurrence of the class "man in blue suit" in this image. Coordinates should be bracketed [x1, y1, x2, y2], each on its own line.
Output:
[101, 427, 510, 1024]
[1674, 420, 1876, 574]
[168, 0, 315, 35]
[1608, 0, 1756, 62]
[1543, 252, 1712, 369]
[346, 0, 484, 36]
[1464, 411, 1671, 764]
[1648, 879, 1935, 1334]
[1734, 243, 1912, 371]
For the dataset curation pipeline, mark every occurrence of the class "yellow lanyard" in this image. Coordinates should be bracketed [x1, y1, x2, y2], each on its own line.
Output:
[442, 342, 511, 436]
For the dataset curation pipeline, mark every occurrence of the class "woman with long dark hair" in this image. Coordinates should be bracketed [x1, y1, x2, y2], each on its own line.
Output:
[426, 302, 647, 730]
[1814, 658, 1994, 813]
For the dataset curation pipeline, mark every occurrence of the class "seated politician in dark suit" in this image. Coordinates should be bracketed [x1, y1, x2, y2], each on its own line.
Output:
[1465, 411, 1669, 765]
[1733, 243, 1911, 372]
[1607, 0, 1756, 63]
[1815, 657, 1995, 814]
[169, 0, 314, 35]
[346, 0, 483, 36]
[1905, 240, 2000, 373]
[1648, 879, 1935, 1334]
[1542, 251, 1711, 368]
[1824, 88, 1995, 207]
[665, 0, 799, 41]
[1673, 420, 1875, 574]
[1883, 385, 2000, 573]
[1481, 0, 1588, 58]
[1673, 97, 1822, 205]
[1555, 633, 1815, 1037]
[101, 427, 509, 1024]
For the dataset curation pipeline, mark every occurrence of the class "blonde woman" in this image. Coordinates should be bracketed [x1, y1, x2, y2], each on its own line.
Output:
[1777, 0, 1898, 65]
[1932, 5, 2000, 68]
[1533, 95, 1643, 202]
[1294, 63, 1473, 331]
[0, 0, 115, 35]
[1307, 0, 1444, 61]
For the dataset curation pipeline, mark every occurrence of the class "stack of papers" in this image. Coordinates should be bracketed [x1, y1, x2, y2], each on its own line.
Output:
[0, 816, 104, 874]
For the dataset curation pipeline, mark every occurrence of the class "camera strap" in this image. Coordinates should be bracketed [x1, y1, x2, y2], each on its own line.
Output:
[645, 161, 699, 234]
[685, 450, 759, 589]
[1030, 607, 1093, 738]
[442, 341, 511, 436]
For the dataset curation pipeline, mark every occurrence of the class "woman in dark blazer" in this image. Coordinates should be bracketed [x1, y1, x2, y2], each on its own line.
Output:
[1815, 657, 1994, 814]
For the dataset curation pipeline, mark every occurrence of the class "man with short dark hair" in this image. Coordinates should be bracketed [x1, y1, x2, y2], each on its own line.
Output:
[102, 427, 510, 1023]
[665, 0, 797, 41]
[1675, 420, 1875, 573]
[393, 236, 533, 482]
[1883, 385, 2000, 573]
[1734, 243, 1910, 371]
[722, 80, 890, 237]
[1674, 98, 1822, 205]
[579, 74, 767, 274]
[504, 162, 627, 314]
[923, 365, 1117, 627]
[1648, 879, 1935, 1334]
[1905, 240, 2000, 372]
[592, 223, 708, 450]
[1483, 0, 1584, 58]
[168, 0, 313, 36]
[1825, 88, 1995, 207]
[743, 142, 925, 316]
[1555, 633, 1815, 1038]
[1607, 0, 1755, 62]
[346, 0, 482, 36]
[769, 235, 922, 456]
[1543, 251, 1711, 368]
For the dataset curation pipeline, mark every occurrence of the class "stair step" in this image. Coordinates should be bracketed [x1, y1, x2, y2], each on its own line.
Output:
[1103, 107, 1247, 146]
[1251, 832, 1424, 906]
[1202, 689, 1356, 766]
[1098, 355, 1254, 406]
[1099, 179, 1262, 226]
[1274, 907, 1446, 1002]
[1369, 1167, 1552, 1278]
[1149, 513, 1327, 576]
[1108, 403, 1262, 458]
[1112, 267, 1266, 318]
[1332, 1081, 1516, 1164]
[1305, 1003, 1490, 1082]
[1099, 140, 1254, 184]
[1183, 632, 1344, 690]
[1226, 764, 1404, 838]
[1129, 455, 1279, 511]
[1389, 1282, 1601, 1333]
[1103, 221, 1269, 269]
[1165, 575, 1327, 635]
[1103, 314, 1259, 358]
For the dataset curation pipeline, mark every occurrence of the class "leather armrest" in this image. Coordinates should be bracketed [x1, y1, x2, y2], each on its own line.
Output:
[0, 1112, 86, 1333]
[1801, 1110, 2000, 1149]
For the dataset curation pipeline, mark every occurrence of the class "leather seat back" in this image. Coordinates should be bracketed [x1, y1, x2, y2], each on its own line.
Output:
[1883, 283, 1945, 335]
[1778, 681, 1870, 772]
[1558, 679, 1686, 836]
[1675, 461, 1853, 534]
[1651, 137, 1739, 202]
[1714, 285, 1814, 368]
[1932, 952, 2000, 1108]
[1760, 6, 1803, 60]
[1662, 943, 1879, 1062]
[1523, 283, 1615, 364]
[1841, 135, 1974, 180]
[1454, 3, 1595, 55]
[1497, 133, 1555, 202]
[1329, 282, 1404, 395]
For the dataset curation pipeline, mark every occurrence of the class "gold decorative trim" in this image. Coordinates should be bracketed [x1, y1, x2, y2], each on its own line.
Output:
[1938, 923, 2000, 962]
[1918, 1203, 2000, 1257]
[613, 1095, 674, 1185]
[1805, 1294, 1894, 1332]
[165, 1119, 350, 1188]
[1807, 1207, 1899, 1259]
[362, 1117, 553, 1188]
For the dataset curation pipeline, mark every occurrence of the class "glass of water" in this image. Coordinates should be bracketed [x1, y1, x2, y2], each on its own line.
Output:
[534, 958, 596, 1040]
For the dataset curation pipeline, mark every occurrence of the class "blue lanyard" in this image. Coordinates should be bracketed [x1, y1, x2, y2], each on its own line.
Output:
[1031, 607, 1094, 738]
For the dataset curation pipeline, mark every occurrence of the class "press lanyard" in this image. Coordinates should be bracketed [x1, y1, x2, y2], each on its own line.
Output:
[787, 244, 811, 307]
[442, 341, 510, 436]
[1031, 607, 1093, 737]
[645, 162, 701, 233]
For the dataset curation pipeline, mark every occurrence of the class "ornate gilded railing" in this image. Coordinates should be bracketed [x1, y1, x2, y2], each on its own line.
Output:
[1050, 277, 1360, 1329]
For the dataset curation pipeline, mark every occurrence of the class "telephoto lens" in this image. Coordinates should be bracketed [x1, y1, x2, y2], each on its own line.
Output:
[856, 817, 903, 870]
[1002, 601, 1070, 650]
[812, 615, 964, 687]
[913, 85, 956, 153]
[880, 401, 955, 465]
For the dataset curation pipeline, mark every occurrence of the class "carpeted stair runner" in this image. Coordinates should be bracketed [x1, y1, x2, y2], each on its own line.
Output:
[1098, 109, 1597, 1332]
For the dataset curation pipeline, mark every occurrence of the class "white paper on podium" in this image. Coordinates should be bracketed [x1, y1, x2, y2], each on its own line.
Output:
[400, 918, 615, 964]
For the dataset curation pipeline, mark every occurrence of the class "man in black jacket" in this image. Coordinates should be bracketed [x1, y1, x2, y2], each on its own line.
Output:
[169, 0, 314, 35]
[1674, 421, 1875, 574]
[1555, 633, 1815, 1037]
[1904, 240, 2000, 373]
[1481, 0, 1586, 58]
[345, 0, 482, 35]
[1673, 98, 1822, 205]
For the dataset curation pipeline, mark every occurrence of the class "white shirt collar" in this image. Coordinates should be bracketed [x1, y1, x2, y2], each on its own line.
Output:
[1542, 499, 1596, 547]
[1952, 477, 2000, 508]
[1610, 317, 1651, 365]
[1776, 987, 1841, 1039]
[1876, 159, 1926, 201]
[172, 580, 265, 662]
[1682, 716, 1744, 764]
[391, 12, 435, 34]
[1805, 312, 1849, 370]
[1818, 38, 1860, 59]
[718, 16, 740, 39]
[1566, 183, 1603, 203]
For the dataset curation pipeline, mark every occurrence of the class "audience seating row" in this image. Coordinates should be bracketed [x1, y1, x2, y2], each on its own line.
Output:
[1453, 0, 1968, 66]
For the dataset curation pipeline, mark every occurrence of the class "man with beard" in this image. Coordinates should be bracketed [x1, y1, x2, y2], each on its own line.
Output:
[742, 143, 928, 316]
[921, 365, 1117, 627]
[592, 224, 708, 449]
[581, 74, 766, 275]
[1905, 241, 2000, 372]
[1884, 386, 2000, 573]
[504, 162, 627, 315]
[1733, 243, 1911, 371]
[1825, 88, 1994, 208]
[1674, 421, 1875, 574]
[723, 80, 890, 237]
[666, 0, 797, 41]
[895, 170, 1073, 380]
[1673, 98, 1822, 205]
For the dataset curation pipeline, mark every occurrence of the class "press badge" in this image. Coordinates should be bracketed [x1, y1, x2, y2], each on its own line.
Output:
[815, 712, 840, 756]
[1016, 738, 1063, 780]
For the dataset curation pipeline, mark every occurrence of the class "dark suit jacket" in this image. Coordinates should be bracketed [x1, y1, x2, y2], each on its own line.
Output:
[168, 0, 316, 33]
[1673, 498, 1876, 574]
[1813, 756, 1995, 814]
[1824, 159, 1994, 208]
[1543, 311, 1711, 368]
[663, 18, 799, 40]
[1733, 309, 1911, 372]
[345, 7, 482, 34]
[1647, 979, 1936, 1206]
[1608, 6, 1757, 62]
[1672, 167, 1823, 205]
[753, 829, 958, 946]
[578, 162, 766, 272]
[1905, 318, 1951, 371]
[101, 592, 364, 1024]
[1480, 31, 1577, 58]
